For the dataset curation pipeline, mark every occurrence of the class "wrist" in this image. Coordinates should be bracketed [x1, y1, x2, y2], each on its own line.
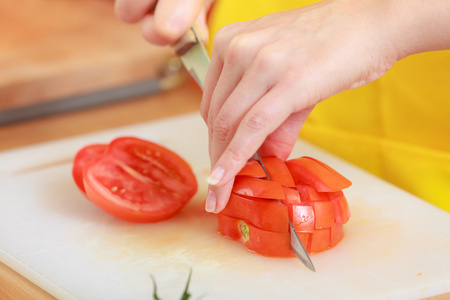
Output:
[381, 0, 450, 60]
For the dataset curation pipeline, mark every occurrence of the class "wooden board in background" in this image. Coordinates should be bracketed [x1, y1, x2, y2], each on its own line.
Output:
[0, 0, 173, 110]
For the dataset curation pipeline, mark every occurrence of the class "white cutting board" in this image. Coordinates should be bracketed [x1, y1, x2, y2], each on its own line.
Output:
[0, 113, 449, 300]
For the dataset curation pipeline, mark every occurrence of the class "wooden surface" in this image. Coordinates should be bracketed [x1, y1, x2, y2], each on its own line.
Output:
[0, 0, 173, 110]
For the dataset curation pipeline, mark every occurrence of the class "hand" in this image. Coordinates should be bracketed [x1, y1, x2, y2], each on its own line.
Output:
[201, 0, 401, 213]
[114, 0, 214, 45]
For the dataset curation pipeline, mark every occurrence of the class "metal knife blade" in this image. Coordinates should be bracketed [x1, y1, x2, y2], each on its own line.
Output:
[254, 152, 316, 272]
[173, 24, 210, 90]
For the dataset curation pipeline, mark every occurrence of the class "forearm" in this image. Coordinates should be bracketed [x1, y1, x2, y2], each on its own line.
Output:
[384, 0, 450, 59]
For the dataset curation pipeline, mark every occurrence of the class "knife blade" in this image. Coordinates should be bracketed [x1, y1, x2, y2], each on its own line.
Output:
[173, 24, 210, 90]
[175, 25, 315, 271]
[254, 152, 316, 272]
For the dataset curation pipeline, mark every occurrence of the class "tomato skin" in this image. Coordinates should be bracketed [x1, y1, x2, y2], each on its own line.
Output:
[75, 137, 197, 223]
[218, 214, 294, 258]
[232, 177, 286, 200]
[285, 157, 352, 192]
[261, 157, 295, 187]
[219, 156, 351, 256]
[221, 193, 289, 232]
[237, 160, 266, 177]
[72, 144, 107, 194]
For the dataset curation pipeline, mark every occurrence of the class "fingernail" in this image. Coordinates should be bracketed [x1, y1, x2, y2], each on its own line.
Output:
[205, 190, 217, 213]
[207, 166, 225, 185]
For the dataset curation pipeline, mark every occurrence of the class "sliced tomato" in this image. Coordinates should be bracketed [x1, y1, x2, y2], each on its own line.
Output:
[232, 176, 286, 200]
[237, 160, 266, 177]
[289, 204, 315, 233]
[331, 193, 351, 224]
[220, 156, 351, 256]
[286, 157, 352, 192]
[78, 137, 197, 223]
[330, 223, 344, 248]
[72, 144, 107, 194]
[220, 193, 289, 232]
[218, 214, 294, 257]
[309, 227, 331, 254]
[282, 187, 301, 205]
[262, 157, 295, 187]
[313, 201, 335, 229]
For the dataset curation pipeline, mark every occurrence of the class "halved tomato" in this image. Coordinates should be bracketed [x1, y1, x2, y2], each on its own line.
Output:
[73, 137, 197, 223]
[218, 156, 351, 257]
[72, 144, 107, 194]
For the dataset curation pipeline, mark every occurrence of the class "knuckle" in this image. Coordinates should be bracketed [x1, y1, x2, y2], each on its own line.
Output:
[212, 116, 233, 143]
[224, 34, 253, 64]
[243, 111, 268, 134]
[253, 47, 281, 72]
[225, 144, 246, 165]
[213, 24, 235, 50]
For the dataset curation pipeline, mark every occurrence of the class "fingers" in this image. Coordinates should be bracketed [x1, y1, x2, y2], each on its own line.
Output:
[205, 85, 310, 213]
[115, 0, 207, 46]
[115, 0, 156, 23]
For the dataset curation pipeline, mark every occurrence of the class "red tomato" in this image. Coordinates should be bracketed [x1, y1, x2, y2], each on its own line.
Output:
[72, 144, 107, 194]
[232, 177, 286, 200]
[73, 137, 197, 223]
[285, 157, 352, 192]
[218, 214, 294, 257]
[218, 156, 351, 257]
[220, 193, 289, 232]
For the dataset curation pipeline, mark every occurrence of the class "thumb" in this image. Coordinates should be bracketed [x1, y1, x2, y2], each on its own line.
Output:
[142, 0, 207, 45]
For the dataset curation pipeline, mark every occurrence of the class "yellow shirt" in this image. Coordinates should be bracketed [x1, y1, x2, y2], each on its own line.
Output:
[207, 0, 450, 212]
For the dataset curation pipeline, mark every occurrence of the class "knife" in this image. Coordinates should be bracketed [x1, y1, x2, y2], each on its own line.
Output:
[253, 152, 316, 272]
[173, 23, 210, 90]
[174, 25, 315, 271]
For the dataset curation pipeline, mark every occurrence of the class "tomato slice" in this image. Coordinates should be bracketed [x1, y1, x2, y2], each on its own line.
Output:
[286, 157, 352, 192]
[289, 204, 315, 233]
[80, 137, 197, 223]
[262, 157, 295, 187]
[220, 193, 289, 232]
[331, 193, 351, 224]
[330, 223, 344, 248]
[309, 228, 331, 254]
[221, 155, 352, 256]
[218, 214, 294, 257]
[313, 201, 335, 229]
[237, 160, 266, 177]
[72, 144, 107, 194]
[232, 176, 286, 200]
[282, 187, 301, 205]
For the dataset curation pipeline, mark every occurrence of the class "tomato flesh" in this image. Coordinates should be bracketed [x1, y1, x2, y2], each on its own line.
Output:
[218, 156, 351, 256]
[74, 137, 197, 223]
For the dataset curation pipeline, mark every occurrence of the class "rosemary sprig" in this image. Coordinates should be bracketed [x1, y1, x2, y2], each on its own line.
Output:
[150, 268, 193, 300]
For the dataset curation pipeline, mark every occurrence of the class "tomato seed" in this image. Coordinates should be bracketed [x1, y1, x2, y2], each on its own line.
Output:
[111, 186, 118, 192]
